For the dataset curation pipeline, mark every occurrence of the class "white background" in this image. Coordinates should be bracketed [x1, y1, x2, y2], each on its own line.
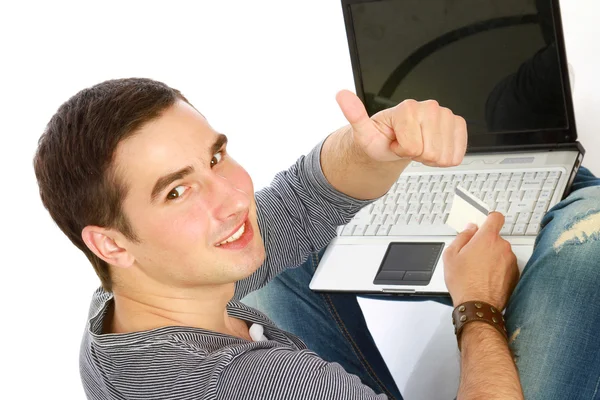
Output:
[1, 1, 598, 398]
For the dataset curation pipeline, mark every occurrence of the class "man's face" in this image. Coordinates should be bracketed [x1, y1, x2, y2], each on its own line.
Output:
[114, 100, 265, 288]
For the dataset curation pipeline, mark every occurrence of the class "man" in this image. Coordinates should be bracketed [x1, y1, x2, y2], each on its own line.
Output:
[34, 78, 600, 399]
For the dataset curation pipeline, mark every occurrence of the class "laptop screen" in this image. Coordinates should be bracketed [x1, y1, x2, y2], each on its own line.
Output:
[344, 0, 576, 149]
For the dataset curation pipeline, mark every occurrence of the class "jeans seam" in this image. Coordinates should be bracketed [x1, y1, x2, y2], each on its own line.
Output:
[311, 253, 398, 400]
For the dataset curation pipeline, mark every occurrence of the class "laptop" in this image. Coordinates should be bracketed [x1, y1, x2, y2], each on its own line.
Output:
[310, 0, 585, 296]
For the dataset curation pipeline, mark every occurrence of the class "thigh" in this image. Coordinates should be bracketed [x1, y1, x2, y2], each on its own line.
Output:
[242, 250, 404, 400]
[506, 184, 600, 400]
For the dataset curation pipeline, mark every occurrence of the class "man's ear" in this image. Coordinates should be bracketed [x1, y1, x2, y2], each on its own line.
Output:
[81, 226, 135, 268]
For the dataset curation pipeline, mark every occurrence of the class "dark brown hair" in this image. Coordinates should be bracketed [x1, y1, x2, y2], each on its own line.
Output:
[34, 78, 189, 292]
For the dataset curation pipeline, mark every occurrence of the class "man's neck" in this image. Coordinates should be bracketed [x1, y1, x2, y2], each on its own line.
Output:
[105, 283, 251, 340]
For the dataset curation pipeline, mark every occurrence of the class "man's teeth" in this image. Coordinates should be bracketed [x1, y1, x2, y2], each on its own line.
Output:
[217, 223, 245, 246]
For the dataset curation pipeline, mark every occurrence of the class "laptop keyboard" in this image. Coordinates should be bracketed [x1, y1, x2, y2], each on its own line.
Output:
[341, 170, 562, 237]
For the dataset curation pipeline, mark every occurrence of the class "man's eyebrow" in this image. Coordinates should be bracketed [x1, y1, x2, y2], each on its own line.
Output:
[150, 165, 194, 203]
[149, 134, 228, 203]
[211, 134, 228, 155]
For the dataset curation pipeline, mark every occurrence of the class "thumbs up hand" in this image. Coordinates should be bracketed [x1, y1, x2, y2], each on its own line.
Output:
[336, 90, 467, 167]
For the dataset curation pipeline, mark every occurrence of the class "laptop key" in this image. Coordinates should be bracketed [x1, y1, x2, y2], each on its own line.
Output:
[384, 193, 397, 204]
[431, 182, 444, 193]
[497, 191, 511, 202]
[517, 212, 532, 224]
[421, 193, 435, 204]
[396, 183, 408, 193]
[376, 224, 392, 236]
[507, 181, 520, 191]
[494, 180, 509, 191]
[433, 214, 445, 225]
[548, 171, 561, 179]
[422, 214, 436, 225]
[396, 193, 410, 205]
[396, 215, 410, 225]
[526, 223, 540, 235]
[364, 224, 380, 236]
[539, 189, 553, 201]
[523, 190, 540, 200]
[509, 190, 524, 202]
[512, 223, 527, 235]
[409, 193, 422, 203]
[543, 179, 558, 190]
[521, 180, 543, 191]
[408, 214, 423, 225]
[431, 203, 443, 214]
[496, 201, 509, 215]
[352, 225, 368, 236]
[419, 203, 433, 214]
[341, 224, 356, 236]
[372, 214, 387, 225]
[530, 212, 544, 224]
[534, 200, 550, 213]
[508, 200, 535, 214]
[433, 192, 447, 204]
[500, 223, 514, 236]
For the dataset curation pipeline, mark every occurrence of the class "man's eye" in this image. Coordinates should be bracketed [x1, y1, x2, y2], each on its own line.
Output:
[166, 185, 186, 200]
[210, 151, 223, 167]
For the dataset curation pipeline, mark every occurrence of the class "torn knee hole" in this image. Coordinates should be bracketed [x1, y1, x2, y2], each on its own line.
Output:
[554, 211, 600, 251]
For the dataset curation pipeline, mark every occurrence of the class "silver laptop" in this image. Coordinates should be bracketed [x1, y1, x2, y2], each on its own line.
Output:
[310, 0, 585, 296]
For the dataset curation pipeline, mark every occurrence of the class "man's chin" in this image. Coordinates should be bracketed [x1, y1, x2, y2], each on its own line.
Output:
[234, 247, 266, 282]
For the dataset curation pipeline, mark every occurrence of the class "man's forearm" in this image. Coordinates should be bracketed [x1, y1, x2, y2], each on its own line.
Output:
[458, 323, 523, 399]
[320, 126, 410, 200]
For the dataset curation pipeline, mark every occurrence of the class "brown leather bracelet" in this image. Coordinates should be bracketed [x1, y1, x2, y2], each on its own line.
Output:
[452, 301, 508, 350]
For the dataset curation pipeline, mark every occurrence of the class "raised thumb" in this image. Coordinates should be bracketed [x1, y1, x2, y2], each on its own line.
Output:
[335, 90, 373, 134]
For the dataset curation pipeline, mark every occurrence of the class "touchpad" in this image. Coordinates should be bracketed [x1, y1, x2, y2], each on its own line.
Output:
[373, 242, 444, 286]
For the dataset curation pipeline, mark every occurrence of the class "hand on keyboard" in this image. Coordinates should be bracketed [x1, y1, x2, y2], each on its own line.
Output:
[443, 213, 519, 311]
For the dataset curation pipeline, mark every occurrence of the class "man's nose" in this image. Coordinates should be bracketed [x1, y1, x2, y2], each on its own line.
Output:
[205, 173, 250, 221]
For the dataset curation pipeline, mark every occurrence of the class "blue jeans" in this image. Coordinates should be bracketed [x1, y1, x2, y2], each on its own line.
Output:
[242, 167, 600, 399]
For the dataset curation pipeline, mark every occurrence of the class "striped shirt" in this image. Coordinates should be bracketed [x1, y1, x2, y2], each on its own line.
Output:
[80, 142, 387, 399]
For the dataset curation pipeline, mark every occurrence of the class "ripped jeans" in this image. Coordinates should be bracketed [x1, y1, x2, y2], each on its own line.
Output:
[242, 167, 600, 400]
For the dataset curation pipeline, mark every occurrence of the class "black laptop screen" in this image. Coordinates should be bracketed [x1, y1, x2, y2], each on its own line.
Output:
[346, 0, 573, 148]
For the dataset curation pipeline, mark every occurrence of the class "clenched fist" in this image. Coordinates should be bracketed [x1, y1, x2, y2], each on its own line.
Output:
[336, 90, 467, 167]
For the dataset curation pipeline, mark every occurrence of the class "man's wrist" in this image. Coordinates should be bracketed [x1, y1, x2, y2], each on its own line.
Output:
[343, 124, 412, 169]
[460, 322, 509, 350]
[342, 125, 373, 166]
[452, 300, 508, 350]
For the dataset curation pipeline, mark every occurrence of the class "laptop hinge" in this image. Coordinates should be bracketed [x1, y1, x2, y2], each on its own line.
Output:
[468, 141, 584, 155]
[381, 288, 416, 294]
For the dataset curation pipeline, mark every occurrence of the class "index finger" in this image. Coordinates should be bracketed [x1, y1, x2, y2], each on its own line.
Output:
[445, 223, 478, 256]
[478, 212, 505, 236]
